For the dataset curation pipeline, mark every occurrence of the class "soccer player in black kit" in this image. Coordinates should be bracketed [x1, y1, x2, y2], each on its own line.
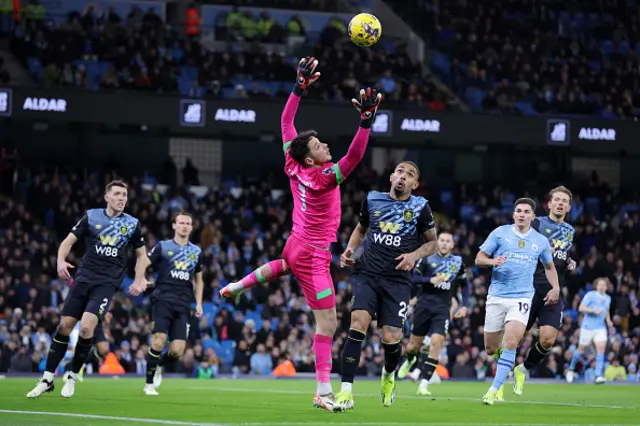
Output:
[511, 186, 576, 396]
[27, 180, 148, 399]
[397, 231, 470, 396]
[137, 212, 204, 396]
[334, 161, 437, 412]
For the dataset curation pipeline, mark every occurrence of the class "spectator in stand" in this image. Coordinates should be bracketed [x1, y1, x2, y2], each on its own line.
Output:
[250, 343, 273, 375]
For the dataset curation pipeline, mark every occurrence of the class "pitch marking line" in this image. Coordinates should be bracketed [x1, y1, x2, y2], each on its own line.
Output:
[0, 411, 620, 426]
[190, 386, 639, 411]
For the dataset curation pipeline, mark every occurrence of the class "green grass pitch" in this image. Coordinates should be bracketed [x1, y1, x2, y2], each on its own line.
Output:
[0, 378, 638, 425]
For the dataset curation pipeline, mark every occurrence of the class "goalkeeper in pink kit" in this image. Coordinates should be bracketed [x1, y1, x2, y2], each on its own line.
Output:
[220, 57, 382, 410]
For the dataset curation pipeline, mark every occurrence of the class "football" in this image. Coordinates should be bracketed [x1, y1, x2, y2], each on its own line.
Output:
[348, 13, 382, 47]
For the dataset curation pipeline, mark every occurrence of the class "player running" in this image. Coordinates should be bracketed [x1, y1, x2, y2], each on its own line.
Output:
[566, 277, 612, 384]
[511, 186, 576, 395]
[225, 56, 381, 410]
[138, 212, 204, 395]
[27, 180, 148, 399]
[334, 161, 437, 412]
[397, 231, 469, 396]
[475, 198, 559, 406]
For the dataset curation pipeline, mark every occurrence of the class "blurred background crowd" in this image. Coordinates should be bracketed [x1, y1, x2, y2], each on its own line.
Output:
[0, 0, 638, 384]
[0, 160, 639, 383]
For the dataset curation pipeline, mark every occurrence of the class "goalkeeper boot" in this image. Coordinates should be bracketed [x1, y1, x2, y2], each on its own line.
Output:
[313, 393, 335, 411]
[219, 284, 244, 304]
[381, 370, 397, 407]
[495, 385, 504, 402]
[397, 357, 416, 379]
[26, 378, 54, 398]
[332, 391, 354, 412]
[482, 388, 497, 406]
[513, 364, 526, 395]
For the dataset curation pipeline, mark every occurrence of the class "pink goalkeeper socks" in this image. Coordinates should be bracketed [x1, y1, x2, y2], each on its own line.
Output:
[234, 259, 287, 291]
[313, 333, 333, 387]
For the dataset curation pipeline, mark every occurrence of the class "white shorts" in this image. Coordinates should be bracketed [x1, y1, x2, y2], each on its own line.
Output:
[578, 328, 607, 347]
[484, 295, 533, 333]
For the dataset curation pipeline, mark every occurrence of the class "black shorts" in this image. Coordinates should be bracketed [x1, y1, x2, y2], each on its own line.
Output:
[94, 321, 107, 344]
[61, 280, 115, 322]
[412, 298, 450, 337]
[152, 299, 191, 341]
[526, 293, 564, 331]
[351, 274, 411, 329]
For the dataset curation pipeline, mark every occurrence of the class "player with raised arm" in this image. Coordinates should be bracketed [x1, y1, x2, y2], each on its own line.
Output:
[566, 277, 613, 384]
[475, 198, 559, 406]
[511, 186, 576, 395]
[334, 161, 437, 412]
[27, 180, 148, 399]
[135, 212, 204, 395]
[397, 231, 470, 396]
[226, 56, 381, 410]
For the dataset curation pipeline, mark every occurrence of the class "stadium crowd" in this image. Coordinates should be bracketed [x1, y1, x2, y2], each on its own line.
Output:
[386, 0, 640, 118]
[11, 3, 452, 110]
[0, 161, 638, 383]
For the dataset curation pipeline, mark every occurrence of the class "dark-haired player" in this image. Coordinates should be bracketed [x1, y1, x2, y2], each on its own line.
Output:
[139, 211, 203, 396]
[27, 180, 148, 399]
[397, 231, 469, 396]
[511, 186, 576, 394]
[475, 198, 559, 405]
[220, 57, 381, 410]
[334, 161, 437, 411]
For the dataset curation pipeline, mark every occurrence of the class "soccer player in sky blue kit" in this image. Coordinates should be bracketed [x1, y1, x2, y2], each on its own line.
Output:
[566, 277, 613, 384]
[475, 198, 560, 405]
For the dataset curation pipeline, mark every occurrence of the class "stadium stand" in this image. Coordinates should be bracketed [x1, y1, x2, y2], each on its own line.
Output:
[11, 4, 453, 107]
[385, 0, 640, 118]
[0, 164, 638, 380]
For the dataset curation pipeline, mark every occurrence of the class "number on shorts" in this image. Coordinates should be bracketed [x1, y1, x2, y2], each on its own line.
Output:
[518, 302, 530, 314]
[398, 301, 408, 320]
[99, 298, 108, 315]
[298, 183, 307, 212]
[559, 311, 564, 326]
[186, 323, 191, 337]
[444, 319, 449, 334]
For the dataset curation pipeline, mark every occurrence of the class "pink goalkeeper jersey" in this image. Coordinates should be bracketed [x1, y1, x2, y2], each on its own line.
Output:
[281, 93, 370, 247]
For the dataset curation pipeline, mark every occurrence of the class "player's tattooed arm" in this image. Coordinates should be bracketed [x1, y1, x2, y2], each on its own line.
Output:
[396, 228, 437, 271]
[340, 222, 368, 267]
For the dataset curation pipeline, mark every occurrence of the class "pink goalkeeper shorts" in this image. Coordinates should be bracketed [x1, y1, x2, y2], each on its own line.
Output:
[282, 234, 336, 310]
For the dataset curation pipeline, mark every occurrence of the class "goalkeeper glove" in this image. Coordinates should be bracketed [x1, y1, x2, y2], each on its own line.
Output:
[293, 56, 321, 96]
[352, 87, 382, 128]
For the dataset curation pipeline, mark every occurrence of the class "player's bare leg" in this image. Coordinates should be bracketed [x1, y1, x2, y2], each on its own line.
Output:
[311, 306, 337, 410]
[27, 316, 78, 398]
[380, 325, 402, 407]
[334, 310, 371, 412]
[398, 334, 424, 379]
[220, 259, 288, 301]
[145, 332, 169, 395]
[515, 325, 557, 395]
[62, 312, 99, 398]
[413, 334, 444, 396]
[483, 322, 524, 405]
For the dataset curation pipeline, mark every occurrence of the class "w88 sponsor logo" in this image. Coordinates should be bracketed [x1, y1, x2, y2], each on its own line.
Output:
[95, 245, 119, 257]
[170, 270, 190, 280]
[373, 233, 402, 247]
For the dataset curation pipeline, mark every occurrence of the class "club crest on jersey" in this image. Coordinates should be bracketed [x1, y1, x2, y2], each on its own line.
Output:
[120, 226, 128, 235]
[189, 253, 196, 261]
[374, 211, 381, 217]
[403, 209, 414, 222]
[518, 240, 525, 248]
[450, 264, 458, 272]
[545, 228, 551, 233]
[322, 167, 334, 175]
[431, 263, 437, 268]
[168, 251, 174, 256]
[95, 224, 102, 230]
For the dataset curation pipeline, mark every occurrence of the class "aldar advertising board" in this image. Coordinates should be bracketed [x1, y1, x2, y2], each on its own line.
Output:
[0, 86, 636, 152]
